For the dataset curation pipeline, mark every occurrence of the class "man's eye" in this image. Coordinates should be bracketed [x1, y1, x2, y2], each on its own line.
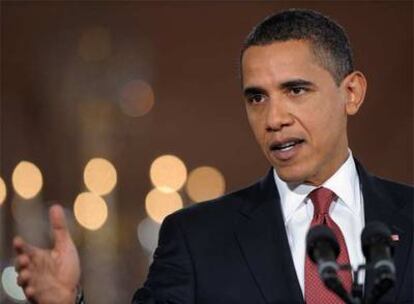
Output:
[289, 87, 307, 96]
[247, 94, 265, 104]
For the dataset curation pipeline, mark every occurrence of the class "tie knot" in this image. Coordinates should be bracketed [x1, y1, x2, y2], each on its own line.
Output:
[309, 187, 335, 216]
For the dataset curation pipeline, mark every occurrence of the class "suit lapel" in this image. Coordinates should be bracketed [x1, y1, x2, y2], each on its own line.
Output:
[357, 162, 413, 300]
[234, 170, 304, 304]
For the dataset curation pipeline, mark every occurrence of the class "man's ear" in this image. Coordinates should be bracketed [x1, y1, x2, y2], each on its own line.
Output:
[342, 71, 367, 115]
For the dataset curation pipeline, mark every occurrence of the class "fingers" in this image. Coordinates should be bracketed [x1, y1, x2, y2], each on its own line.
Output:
[15, 261, 36, 302]
[13, 236, 35, 256]
[23, 286, 36, 299]
[17, 270, 37, 303]
[13, 236, 26, 254]
[49, 204, 71, 250]
[15, 254, 30, 271]
[16, 269, 36, 302]
[14, 239, 34, 289]
[16, 269, 30, 286]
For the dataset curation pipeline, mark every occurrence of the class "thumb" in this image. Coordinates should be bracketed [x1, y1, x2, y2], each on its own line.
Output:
[49, 204, 72, 251]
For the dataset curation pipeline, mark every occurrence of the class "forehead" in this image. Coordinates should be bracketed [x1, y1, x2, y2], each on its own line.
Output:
[241, 40, 329, 86]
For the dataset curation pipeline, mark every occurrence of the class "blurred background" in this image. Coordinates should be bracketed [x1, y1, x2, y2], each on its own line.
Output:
[0, 1, 412, 303]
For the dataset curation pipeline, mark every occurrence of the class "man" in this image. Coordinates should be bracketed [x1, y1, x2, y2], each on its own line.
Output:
[13, 9, 413, 304]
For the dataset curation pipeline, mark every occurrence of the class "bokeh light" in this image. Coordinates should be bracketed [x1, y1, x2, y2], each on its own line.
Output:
[1, 266, 26, 302]
[12, 161, 43, 199]
[145, 189, 183, 223]
[83, 158, 117, 196]
[150, 155, 187, 193]
[78, 26, 111, 62]
[0, 176, 6, 205]
[186, 166, 226, 202]
[120, 80, 155, 117]
[137, 217, 161, 254]
[74, 192, 108, 230]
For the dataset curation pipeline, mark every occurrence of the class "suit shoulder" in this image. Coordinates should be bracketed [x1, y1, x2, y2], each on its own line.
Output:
[371, 175, 413, 196]
[369, 175, 413, 210]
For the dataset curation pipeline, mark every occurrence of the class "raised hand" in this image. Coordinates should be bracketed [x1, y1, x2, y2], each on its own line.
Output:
[13, 204, 81, 304]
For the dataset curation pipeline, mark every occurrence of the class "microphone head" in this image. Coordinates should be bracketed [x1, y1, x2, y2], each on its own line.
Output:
[361, 221, 393, 261]
[306, 225, 340, 263]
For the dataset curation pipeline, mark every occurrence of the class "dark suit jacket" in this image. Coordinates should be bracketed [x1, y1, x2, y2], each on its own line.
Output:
[132, 162, 413, 303]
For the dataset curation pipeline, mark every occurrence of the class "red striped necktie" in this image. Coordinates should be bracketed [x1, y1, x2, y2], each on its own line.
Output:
[304, 187, 352, 303]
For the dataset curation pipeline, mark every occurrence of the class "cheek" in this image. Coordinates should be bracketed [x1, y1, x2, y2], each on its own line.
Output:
[309, 105, 347, 147]
[299, 108, 341, 148]
[247, 112, 266, 144]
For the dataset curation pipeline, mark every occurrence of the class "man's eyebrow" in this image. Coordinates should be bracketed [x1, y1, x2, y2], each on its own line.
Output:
[243, 80, 316, 96]
[243, 87, 267, 97]
[279, 79, 315, 90]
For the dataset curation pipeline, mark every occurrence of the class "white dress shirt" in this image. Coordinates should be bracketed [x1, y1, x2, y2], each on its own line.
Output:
[274, 151, 365, 295]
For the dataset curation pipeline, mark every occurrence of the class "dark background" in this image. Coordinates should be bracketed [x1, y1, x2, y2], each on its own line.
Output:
[0, 1, 412, 303]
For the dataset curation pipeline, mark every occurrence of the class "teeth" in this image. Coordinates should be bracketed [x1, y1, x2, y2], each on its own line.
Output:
[271, 140, 304, 152]
[278, 141, 296, 149]
[279, 145, 295, 152]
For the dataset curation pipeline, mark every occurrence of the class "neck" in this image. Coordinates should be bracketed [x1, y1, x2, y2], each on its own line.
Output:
[304, 148, 350, 186]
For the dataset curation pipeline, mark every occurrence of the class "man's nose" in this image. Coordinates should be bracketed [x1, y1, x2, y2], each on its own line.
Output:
[265, 99, 294, 132]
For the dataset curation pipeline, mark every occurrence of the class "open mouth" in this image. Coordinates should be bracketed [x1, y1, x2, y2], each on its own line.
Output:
[270, 139, 305, 152]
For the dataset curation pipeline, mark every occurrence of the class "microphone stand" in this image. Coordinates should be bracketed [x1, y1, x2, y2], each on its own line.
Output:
[325, 264, 366, 304]
[351, 265, 366, 302]
[329, 262, 394, 304]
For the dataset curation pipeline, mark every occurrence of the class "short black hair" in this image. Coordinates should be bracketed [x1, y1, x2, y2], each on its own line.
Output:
[241, 9, 354, 85]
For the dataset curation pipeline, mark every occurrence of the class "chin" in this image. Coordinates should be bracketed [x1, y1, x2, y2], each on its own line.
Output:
[271, 155, 319, 185]
[274, 169, 307, 184]
[273, 160, 318, 183]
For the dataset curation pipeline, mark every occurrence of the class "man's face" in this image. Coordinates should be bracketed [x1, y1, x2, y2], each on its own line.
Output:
[242, 40, 358, 185]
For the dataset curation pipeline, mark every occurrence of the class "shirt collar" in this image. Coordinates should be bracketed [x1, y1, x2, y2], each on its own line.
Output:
[274, 171, 315, 224]
[274, 150, 360, 223]
[323, 151, 360, 216]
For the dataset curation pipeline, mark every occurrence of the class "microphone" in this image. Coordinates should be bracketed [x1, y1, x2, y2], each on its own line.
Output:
[361, 222, 396, 303]
[307, 225, 340, 280]
[306, 225, 353, 303]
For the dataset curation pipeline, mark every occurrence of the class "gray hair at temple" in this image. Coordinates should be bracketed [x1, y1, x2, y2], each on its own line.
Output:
[241, 9, 354, 85]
